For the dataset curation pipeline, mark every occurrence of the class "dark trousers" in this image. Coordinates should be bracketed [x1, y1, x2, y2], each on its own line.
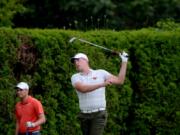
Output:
[18, 131, 41, 135]
[78, 110, 108, 135]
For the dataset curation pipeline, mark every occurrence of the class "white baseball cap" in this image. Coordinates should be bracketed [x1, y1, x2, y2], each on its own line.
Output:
[71, 53, 89, 63]
[16, 82, 29, 90]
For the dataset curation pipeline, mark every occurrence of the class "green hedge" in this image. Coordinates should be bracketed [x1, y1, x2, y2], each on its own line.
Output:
[0, 28, 179, 135]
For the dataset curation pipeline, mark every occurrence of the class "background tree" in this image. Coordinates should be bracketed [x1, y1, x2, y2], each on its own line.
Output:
[11, 0, 180, 30]
[0, 0, 26, 27]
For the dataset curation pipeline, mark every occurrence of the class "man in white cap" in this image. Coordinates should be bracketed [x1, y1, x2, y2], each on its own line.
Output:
[15, 82, 46, 135]
[71, 52, 128, 135]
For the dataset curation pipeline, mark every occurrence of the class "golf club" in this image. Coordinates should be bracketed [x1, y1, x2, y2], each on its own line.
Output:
[69, 37, 119, 55]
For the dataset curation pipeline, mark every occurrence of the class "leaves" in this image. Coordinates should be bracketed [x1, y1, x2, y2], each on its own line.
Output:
[0, 28, 179, 134]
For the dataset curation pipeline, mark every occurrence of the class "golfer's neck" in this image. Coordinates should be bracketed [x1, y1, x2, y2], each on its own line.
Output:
[82, 67, 91, 75]
[21, 95, 29, 102]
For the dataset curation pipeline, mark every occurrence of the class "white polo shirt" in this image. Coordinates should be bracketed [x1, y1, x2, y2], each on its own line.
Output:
[71, 69, 111, 111]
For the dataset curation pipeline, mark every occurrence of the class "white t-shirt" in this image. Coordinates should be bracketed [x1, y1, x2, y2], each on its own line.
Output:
[71, 69, 111, 111]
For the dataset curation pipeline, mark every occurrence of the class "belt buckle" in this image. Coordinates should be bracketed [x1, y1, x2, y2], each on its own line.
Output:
[82, 108, 105, 113]
[91, 109, 99, 113]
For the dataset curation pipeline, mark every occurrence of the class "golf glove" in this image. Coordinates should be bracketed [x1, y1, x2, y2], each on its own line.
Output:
[119, 51, 128, 62]
[26, 121, 35, 128]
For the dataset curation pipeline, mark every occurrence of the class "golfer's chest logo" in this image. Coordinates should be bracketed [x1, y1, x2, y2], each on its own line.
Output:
[92, 76, 97, 80]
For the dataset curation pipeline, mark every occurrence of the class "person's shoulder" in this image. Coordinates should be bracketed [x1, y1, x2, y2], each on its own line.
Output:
[30, 96, 41, 103]
[15, 101, 21, 107]
[71, 73, 81, 78]
[95, 69, 107, 73]
[95, 69, 111, 76]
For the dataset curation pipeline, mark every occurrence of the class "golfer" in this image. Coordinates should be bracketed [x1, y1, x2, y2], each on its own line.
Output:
[15, 82, 46, 135]
[71, 51, 128, 135]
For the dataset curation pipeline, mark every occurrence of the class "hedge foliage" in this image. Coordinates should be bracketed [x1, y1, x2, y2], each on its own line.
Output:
[0, 28, 179, 135]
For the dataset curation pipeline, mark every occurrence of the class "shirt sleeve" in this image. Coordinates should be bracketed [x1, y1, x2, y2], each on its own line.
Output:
[71, 74, 81, 87]
[99, 69, 112, 80]
[34, 100, 44, 115]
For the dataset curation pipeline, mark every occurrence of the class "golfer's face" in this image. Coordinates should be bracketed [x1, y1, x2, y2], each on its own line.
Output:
[16, 88, 28, 98]
[74, 58, 88, 71]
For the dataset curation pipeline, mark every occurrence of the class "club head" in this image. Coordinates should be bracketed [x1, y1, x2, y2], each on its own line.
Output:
[69, 37, 77, 43]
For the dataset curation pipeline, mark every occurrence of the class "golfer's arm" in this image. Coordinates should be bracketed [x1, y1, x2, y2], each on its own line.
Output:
[74, 82, 106, 93]
[110, 62, 128, 85]
[33, 113, 46, 127]
[15, 120, 19, 135]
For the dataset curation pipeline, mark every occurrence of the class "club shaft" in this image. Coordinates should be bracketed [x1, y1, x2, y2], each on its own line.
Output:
[78, 38, 117, 54]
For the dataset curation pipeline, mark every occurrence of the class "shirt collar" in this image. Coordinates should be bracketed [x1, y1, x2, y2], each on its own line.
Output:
[80, 69, 93, 76]
[21, 96, 31, 104]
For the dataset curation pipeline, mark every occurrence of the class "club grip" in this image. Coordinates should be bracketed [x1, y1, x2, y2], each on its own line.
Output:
[111, 51, 119, 55]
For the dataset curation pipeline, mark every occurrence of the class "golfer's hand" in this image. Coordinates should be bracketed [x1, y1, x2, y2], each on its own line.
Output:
[119, 51, 128, 62]
[26, 121, 35, 128]
[104, 80, 112, 86]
